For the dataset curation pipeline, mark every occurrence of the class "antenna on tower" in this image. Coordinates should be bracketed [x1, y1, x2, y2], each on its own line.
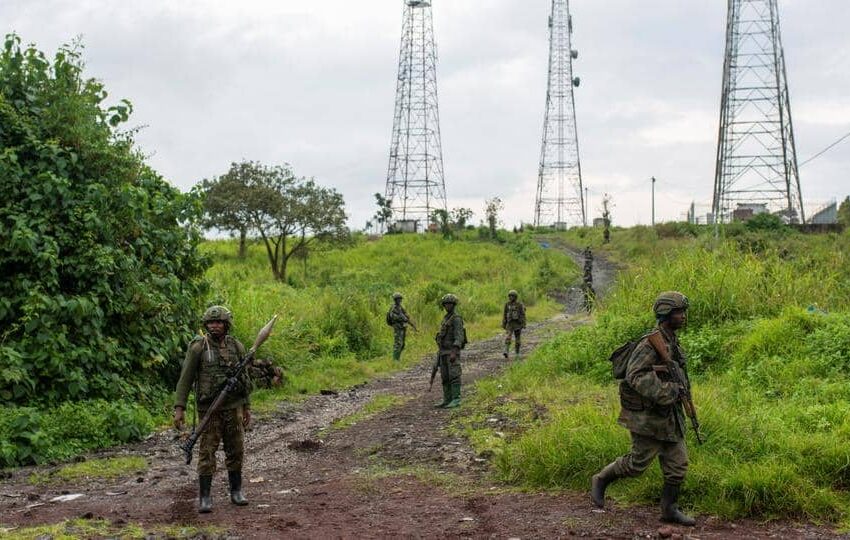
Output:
[713, 0, 804, 224]
[534, 0, 585, 230]
[384, 0, 447, 233]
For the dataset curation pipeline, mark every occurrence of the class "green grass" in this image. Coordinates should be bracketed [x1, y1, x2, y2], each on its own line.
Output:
[0, 519, 225, 540]
[28, 456, 147, 484]
[458, 227, 850, 524]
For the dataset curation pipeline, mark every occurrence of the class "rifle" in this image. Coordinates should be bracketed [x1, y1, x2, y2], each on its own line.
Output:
[428, 353, 440, 391]
[406, 319, 418, 332]
[647, 331, 703, 445]
[181, 315, 279, 464]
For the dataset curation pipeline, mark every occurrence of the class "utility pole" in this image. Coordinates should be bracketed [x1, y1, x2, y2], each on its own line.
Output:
[651, 176, 656, 226]
[585, 187, 589, 226]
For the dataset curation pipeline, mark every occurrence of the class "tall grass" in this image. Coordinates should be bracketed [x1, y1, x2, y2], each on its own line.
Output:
[460, 229, 850, 523]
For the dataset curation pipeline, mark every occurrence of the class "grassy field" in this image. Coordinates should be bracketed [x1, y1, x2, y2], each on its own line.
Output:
[458, 225, 850, 524]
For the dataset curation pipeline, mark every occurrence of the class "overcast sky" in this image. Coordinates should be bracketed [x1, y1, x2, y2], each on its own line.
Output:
[3, 0, 848, 228]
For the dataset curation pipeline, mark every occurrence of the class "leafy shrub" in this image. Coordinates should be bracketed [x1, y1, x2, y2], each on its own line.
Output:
[0, 35, 207, 406]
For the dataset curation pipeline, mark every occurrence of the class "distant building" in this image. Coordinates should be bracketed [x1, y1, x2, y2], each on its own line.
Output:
[592, 217, 605, 227]
[808, 201, 838, 225]
[393, 219, 419, 233]
[732, 203, 768, 222]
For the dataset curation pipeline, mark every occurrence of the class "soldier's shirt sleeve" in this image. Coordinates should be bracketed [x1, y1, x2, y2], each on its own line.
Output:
[625, 341, 679, 406]
[174, 339, 202, 409]
[452, 316, 465, 349]
[520, 303, 527, 326]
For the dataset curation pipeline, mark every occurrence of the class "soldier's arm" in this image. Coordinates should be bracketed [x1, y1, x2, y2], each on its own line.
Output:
[502, 304, 508, 327]
[519, 303, 527, 326]
[625, 341, 679, 406]
[174, 340, 203, 409]
[452, 316, 465, 349]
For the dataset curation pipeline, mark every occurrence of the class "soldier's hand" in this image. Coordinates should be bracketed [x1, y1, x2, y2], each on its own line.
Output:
[173, 407, 185, 430]
[449, 349, 458, 362]
[243, 408, 252, 428]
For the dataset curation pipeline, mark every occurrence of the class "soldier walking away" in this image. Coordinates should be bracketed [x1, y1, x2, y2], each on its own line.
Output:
[434, 293, 466, 409]
[501, 290, 526, 360]
[582, 247, 596, 312]
[590, 292, 696, 526]
[173, 306, 252, 513]
[386, 292, 417, 361]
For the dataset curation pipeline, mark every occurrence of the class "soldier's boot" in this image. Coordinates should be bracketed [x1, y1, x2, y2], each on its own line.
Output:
[392, 350, 400, 362]
[514, 343, 521, 360]
[198, 475, 213, 513]
[660, 483, 696, 526]
[228, 471, 249, 506]
[503, 342, 510, 359]
[590, 462, 620, 508]
[435, 383, 451, 408]
[445, 383, 461, 408]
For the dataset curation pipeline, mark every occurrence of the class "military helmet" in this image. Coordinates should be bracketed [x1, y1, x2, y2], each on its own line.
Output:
[652, 291, 689, 316]
[202, 305, 232, 324]
[440, 293, 459, 306]
[392, 292, 403, 300]
[508, 290, 518, 298]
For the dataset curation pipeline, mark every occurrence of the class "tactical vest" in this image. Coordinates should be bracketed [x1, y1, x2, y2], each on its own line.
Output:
[505, 302, 522, 322]
[436, 313, 467, 350]
[196, 335, 247, 405]
[618, 337, 684, 417]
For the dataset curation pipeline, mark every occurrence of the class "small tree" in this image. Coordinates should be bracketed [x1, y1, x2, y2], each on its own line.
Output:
[451, 207, 474, 229]
[601, 193, 613, 244]
[373, 193, 394, 234]
[838, 196, 850, 227]
[484, 197, 503, 239]
[431, 208, 452, 238]
[199, 161, 265, 258]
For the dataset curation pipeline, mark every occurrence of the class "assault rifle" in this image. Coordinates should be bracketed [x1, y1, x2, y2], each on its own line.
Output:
[181, 315, 279, 464]
[428, 353, 440, 391]
[647, 331, 703, 445]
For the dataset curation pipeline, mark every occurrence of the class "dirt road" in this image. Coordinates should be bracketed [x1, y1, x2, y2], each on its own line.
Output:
[0, 251, 845, 539]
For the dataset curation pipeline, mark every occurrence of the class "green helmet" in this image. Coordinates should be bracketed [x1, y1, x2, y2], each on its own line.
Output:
[440, 293, 459, 306]
[392, 292, 403, 300]
[653, 291, 689, 317]
[202, 305, 232, 324]
[508, 290, 518, 298]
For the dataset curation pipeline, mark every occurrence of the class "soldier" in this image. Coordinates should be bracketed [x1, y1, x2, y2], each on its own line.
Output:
[434, 293, 466, 409]
[582, 247, 596, 312]
[501, 290, 526, 360]
[590, 291, 696, 526]
[386, 292, 416, 361]
[173, 306, 252, 514]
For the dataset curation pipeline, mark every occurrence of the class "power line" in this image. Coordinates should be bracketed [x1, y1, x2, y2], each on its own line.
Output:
[799, 129, 850, 168]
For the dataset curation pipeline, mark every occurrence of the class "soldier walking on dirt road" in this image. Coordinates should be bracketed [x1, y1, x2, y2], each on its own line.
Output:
[590, 291, 696, 526]
[173, 306, 252, 513]
[502, 290, 526, 360]
[434, 293, 466, 409]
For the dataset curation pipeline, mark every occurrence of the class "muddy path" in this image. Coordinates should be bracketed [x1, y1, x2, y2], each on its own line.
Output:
[1, 249, 845, 539]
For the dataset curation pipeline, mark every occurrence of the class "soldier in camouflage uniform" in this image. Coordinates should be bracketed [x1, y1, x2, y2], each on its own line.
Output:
[386, 292, 415, 362]
[501, 290, 526, 359]
[434, 293, 465, 409]
[173, 306, 252, 513]
[590, 292, 696, 526]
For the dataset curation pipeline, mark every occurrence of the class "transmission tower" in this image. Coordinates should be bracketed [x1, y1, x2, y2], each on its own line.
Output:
[384, 0, 447, 230]
[534, 0, 584, 229]
[713, 0, 804, 223]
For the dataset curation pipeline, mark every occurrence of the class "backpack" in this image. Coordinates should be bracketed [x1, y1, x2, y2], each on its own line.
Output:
[385, 309, 394, 326]
[608, 332, 651, 379]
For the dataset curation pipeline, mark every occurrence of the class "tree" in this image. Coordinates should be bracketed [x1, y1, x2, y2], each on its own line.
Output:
[484, 197, 504, 239]
[238, 163, 348, 282]
[451, 207, 474, 229]
[431, 208, 452, 238]
[0, 35, 207, 406]
[199, 161, 265, 258]
[373, 193, 393, 234]
[838, 196, 850, 227]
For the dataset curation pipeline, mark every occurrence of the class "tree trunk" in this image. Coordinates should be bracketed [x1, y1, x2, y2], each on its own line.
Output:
[238, 229, 247, 259]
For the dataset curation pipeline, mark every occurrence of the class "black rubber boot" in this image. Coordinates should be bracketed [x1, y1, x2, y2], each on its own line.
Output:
[660, 483, 696, 526]
[198, 475, 213, 513]
[228, 471, 249, 506]
[503, 343, 509, 359]
[435, 383, 451, 408]
[445, 383, 461, 408]
[590, 462, 620, 508]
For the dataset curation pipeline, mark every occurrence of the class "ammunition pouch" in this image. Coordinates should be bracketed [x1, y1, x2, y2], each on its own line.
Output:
[618, 381, 673, 416]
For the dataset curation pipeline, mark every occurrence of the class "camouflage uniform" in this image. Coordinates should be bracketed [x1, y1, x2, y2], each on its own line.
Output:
[435, 293, 465, 409]
[582, 247, 595, 312]
[174, 306, 251, 513]
[501, 290, 526, 358]
[591, 292, 696, 526]
[386, 293, 413, 361]
[248, 359, 284, 389]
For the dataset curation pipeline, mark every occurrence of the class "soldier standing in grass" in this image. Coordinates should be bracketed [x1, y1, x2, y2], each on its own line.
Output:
[590, 291, 696, 526]
[434, 293, 466, 409]
[502, 290, 526, 360]
[173, 306, 252, 513]
[386, 292, 416, 362]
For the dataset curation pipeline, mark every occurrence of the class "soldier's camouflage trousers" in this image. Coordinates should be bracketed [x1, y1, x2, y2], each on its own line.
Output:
[611, 431, 688, 486]
[393, 326, 406, 356]
[504, 326, 522, 352]
[197, 406, 245, 476]
[438, 353, 462, 386]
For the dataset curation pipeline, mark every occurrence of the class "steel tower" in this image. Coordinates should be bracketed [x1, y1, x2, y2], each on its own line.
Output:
[385, 0, 447, 230]
[534, 0, 584, 228]
[713, 0, 804, 223]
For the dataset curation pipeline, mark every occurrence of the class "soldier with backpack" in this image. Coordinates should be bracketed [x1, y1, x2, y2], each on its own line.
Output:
[433, 293, 466, 409]
[502, 290, 526, 360]
[590, 291, 697, 526]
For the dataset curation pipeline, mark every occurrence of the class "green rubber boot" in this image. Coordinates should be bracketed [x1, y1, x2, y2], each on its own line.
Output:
[445, 383, 461, 408]
[435, 383, 451, 408]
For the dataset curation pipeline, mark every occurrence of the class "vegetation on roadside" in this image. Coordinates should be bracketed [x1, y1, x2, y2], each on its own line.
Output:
[459, 224, 850, 523]
[28, 456, 147, 485]
[1, 518, 225, 540]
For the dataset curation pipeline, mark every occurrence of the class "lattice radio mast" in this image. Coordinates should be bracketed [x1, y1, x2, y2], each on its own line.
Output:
[713, 0, 804, 223]
[534, 0, 585, 229]
[385, 0, 447, 230]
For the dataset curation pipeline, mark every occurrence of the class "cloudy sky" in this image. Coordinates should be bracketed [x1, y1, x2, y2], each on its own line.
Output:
[3, 0, 848, 228]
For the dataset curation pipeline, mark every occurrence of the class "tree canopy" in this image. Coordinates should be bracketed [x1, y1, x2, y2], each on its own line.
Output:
[0, 35, 207, 406]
